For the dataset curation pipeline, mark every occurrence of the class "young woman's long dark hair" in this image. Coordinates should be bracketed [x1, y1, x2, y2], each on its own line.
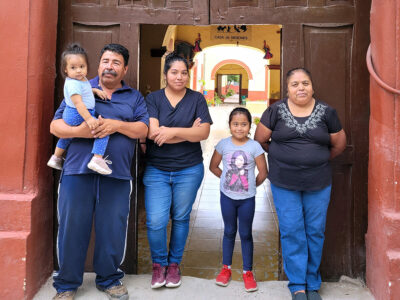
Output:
[163, 52, 189, 74]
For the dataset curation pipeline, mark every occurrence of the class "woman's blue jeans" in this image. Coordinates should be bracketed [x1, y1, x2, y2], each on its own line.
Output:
[270, 183, 332, 293]
[143, 163, 204, 266]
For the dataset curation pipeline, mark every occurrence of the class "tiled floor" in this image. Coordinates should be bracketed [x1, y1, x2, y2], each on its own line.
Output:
[137, 105, 279, 282]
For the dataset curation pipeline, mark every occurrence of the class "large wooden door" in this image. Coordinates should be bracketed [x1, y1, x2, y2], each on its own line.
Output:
[210, 0, 371, 279]
[57, 0, 371, 279]
[55, 0, 210, 274]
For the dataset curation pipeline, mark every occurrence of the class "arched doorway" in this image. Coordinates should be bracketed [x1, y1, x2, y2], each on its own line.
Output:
[211, 59, 253, 104]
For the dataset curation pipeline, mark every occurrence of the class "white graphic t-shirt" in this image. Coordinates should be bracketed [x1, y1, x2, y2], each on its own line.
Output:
[215, 137, 265, 200]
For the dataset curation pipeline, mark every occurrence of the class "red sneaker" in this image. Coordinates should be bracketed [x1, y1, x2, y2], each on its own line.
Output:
[243, 271, 258, 292]
[151, 263, 166, 289]
[165, 263, 181, 288]
[215, 265, 232, 287]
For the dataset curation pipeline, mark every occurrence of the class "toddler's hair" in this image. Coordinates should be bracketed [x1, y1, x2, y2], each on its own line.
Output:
[60, 43, 89, 78]
[228, 107, 252, 124]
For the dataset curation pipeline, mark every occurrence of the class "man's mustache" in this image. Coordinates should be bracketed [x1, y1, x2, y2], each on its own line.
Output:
[102, 69, 117, 76]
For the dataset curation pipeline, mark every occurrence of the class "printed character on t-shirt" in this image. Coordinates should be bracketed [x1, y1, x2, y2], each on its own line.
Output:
[223, 150, 249, 192]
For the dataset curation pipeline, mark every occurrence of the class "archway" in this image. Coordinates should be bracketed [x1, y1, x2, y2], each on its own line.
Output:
[212, 62, 250, 104]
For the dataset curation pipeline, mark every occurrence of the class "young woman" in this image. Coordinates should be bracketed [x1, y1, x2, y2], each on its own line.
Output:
[144, 52, 212, 289]
[209, 107, 267, 292]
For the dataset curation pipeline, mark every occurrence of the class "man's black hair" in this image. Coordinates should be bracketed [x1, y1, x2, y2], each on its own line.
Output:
[100, 44, 129, 66]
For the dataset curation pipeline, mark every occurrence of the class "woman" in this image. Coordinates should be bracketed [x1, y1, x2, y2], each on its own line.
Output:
[254, 68, 346, 300]
[144, 52, 212, 289]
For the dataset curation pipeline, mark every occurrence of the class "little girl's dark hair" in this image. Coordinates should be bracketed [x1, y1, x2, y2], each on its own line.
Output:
[164, 51, 189, 74]
[229, 107, 252, 124]
[60, 43, 89, 78]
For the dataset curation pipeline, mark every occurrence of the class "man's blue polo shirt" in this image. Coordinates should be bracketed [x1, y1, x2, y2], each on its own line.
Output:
[54, 76, 149, 180]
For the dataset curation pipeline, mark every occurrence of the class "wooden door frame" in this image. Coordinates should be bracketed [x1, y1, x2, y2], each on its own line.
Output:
[56, 0, 371, 279]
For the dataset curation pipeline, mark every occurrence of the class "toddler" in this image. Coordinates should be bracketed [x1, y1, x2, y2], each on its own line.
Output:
[47, 44, 112, 175]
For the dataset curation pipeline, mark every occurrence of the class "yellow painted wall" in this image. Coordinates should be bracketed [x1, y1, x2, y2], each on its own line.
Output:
[176, 25, 281, 65]
[159, 24, 281, 100]
[269, 69, 281, 100]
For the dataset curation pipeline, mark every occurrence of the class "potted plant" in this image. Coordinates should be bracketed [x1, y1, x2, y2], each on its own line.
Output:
[198, 79, 206, 95]
[214, 95, 223, 106]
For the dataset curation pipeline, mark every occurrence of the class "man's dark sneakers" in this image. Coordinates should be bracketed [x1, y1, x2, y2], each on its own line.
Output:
[307, 290, 323, 300]
[292, 291, 307, 300]
[97, 283, 129, 300]
[52, 290, 76, 300]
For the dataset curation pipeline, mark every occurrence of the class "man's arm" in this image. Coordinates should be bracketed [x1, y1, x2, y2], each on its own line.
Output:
[92, 92, 149, 139]
[50, 99, 94, 139]
[92, 116, 148, 139]
[50, 119, 93, 139]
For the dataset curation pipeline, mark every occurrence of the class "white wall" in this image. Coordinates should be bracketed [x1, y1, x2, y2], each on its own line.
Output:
[193, 45, 267, 93]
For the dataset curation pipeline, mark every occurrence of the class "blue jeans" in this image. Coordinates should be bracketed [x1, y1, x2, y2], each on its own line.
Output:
[143, 163, 204, 266]
[270, 183, 332, 293]
[56, 105, 109, 155]
[220, 192, 255, 271]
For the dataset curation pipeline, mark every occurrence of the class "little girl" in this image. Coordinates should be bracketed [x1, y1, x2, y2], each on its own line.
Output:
[47, 44, 112, 175]
[209, 107, 267, 292]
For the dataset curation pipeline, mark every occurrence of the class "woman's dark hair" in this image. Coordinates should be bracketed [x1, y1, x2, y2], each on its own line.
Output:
[100, 43, 129, 66]
[60, 43, 88, 78]
[228, 107, 252, 124]
[163, 52, 189, 74]
[286, 67, 313, 84]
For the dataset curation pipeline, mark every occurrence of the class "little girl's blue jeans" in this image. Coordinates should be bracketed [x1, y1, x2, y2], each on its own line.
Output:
[270, 183, 332, 293]
[56, 105, 109, 156]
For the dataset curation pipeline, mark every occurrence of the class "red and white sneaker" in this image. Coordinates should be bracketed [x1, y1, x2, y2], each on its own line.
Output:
[165, 263, 181, 288]
[243, 271, 258, 292]
[151, 263, 166, 289]
[215, 265, 232, 287]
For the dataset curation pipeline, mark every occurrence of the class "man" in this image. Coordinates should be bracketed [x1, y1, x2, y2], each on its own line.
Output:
[50, 43, 148, 300]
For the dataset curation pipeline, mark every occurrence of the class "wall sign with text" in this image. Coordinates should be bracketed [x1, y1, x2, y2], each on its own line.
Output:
[211, 25, 252, 42]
